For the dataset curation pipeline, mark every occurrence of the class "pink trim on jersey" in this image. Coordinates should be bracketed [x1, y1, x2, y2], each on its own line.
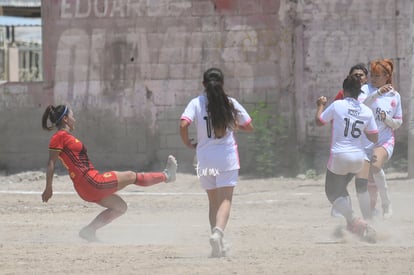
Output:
[232, 132, 241, 167]
[330, 122, 335, 151]
[241, 118, 252, 127]
[181, 116, 192, 124]
[382, 139, 395, 148]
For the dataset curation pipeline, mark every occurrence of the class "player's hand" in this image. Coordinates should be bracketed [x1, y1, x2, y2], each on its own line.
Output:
[378, 84, 393, 95]
[316, 96, 327, 107]
[42, 187, 53, 202]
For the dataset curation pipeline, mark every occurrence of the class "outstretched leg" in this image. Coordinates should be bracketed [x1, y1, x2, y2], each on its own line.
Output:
[79, 156, 177, 242]
[135, 155, 177, 186]
[115, 155, 178, 190]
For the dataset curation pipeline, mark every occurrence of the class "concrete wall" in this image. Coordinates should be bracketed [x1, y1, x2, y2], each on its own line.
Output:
[0, 0, 412, 175]
[296, 0, 411, 172]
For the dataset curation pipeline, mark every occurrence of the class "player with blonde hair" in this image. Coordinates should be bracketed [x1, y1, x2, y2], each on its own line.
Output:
[363, 59, 403, 219]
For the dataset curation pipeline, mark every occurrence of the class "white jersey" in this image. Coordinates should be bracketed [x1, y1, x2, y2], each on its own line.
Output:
[319, 97, 378, 154]
[365, 88, 402, 147]
[360, 83, 376, 102]
[181, 94, 252, 172]
[360, 84, 377, 149]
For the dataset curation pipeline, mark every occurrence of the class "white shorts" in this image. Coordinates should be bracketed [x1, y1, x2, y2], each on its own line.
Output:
[327, 151, 365, 175]
[365, 142, 394, 161]
[381, 142, 394, 161]
[199, 169, 239, 190]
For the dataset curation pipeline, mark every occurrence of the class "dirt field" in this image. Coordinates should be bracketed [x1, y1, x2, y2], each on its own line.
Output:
[1, 170, 414, 275]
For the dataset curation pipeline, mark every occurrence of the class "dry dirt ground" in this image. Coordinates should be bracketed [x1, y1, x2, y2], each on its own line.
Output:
[1, 171, 414, 275]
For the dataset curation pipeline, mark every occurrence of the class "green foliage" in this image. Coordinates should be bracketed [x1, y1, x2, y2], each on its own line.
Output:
[248, 102, 289, 177]
[305, 169, 317, 179]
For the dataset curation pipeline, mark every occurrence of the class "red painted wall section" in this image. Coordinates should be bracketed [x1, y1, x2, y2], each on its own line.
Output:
[213, 0, 280, 14]
[213, 0, 235, 11]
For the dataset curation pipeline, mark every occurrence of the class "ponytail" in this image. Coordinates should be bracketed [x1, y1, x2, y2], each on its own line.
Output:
[203, 68, 238, 138]
[41, 104, 68, 131]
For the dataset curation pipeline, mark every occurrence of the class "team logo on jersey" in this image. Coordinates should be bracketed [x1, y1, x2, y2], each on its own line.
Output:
[70, 172, 76, 179]
[391, 100, 397, 108]
[103, 173, 113, 178]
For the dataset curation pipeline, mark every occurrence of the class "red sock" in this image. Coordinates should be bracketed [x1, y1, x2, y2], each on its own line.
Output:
[135, 172, 166, 186]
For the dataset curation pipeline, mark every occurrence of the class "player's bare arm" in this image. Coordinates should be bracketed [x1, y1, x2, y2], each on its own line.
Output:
[42, 150, 60, 202]
[180, 119, 197, 149]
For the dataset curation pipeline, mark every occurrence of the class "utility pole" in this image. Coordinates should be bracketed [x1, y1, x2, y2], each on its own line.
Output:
[408, 1, 414, 178]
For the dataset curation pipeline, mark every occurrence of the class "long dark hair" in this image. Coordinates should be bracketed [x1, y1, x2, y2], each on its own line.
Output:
[342, 75, 361, 99]
[41, 104, 68, 131]
[203, 68, 238, 138]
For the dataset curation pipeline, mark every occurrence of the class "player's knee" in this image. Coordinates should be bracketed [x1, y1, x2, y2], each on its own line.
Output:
[115, 200, 128, 214]
[325, 184, 342, 204]
[355, 178, 368, 193]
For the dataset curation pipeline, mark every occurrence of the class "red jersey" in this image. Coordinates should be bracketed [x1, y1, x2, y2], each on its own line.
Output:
[49, 130, 118, 202]
[334, 89, 344, 100]
[49, 130, 95, 179]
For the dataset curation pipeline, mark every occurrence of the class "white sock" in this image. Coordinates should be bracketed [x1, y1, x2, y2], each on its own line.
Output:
[332, 196, 355, 223]
[372, 169, 391, 206]
[357, 191, 372, 219]
[212, 226, 224, 236]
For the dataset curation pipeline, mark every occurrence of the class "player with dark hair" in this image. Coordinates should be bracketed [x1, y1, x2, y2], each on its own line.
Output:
[41, 104, 177, 242]
[333, 63, 376, 219]
[180, 68, 254, 257]
[334, 63, 370, 100]
[315, 75, 378, 242]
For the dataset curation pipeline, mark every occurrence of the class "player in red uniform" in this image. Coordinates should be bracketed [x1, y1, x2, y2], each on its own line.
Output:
[41, 104, 177, 242]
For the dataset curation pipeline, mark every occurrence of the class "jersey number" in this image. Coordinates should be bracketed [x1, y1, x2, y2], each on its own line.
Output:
[343, 118, 363, 138]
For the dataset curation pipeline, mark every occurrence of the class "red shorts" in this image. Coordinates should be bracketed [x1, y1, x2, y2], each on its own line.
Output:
[72, 170, 119, 202]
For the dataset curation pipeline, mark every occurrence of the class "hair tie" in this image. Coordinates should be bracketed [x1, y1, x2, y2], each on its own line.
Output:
[56, 106, 68, 124]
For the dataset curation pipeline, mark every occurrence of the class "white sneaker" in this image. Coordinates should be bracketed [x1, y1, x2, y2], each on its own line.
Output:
[383, 204, 393, 219]
[164, 155, 177, 183]
[209, 228, 224, 258]
[79, 226, 99, 242]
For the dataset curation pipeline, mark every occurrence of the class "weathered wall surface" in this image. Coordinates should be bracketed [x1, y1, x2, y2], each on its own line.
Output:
[295, 0, 411, 172]
[0, 0, 412, 175]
